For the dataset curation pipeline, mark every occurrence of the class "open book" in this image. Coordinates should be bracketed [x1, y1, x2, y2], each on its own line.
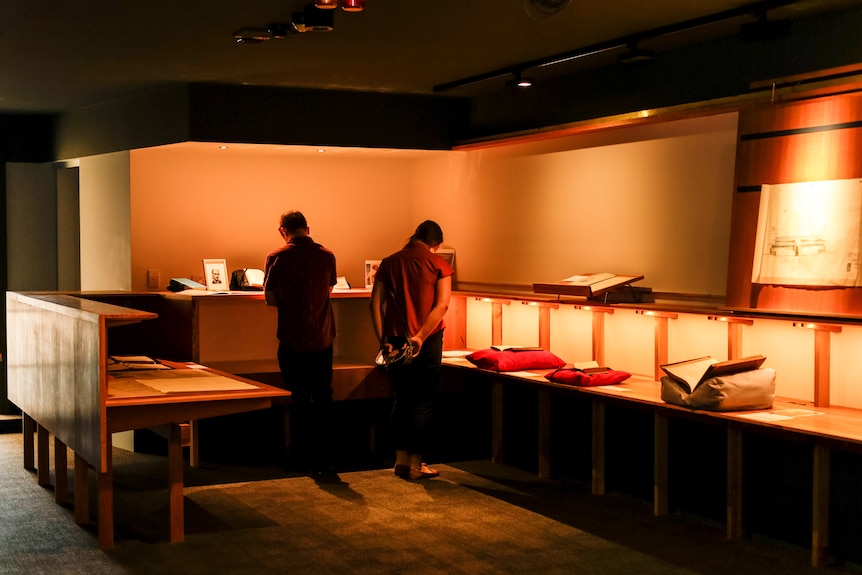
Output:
[107, 355, 172, 372]
[660, 355, 766, 392]
[533, 272, 644, 298]
[491, 345, 543, 352]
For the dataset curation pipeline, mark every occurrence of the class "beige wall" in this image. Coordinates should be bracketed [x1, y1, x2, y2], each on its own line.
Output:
[124, 112, 737, 295]
[412, 112, 738, 295]
[129, 144, 435, 291]
[80, 151, 131, 291]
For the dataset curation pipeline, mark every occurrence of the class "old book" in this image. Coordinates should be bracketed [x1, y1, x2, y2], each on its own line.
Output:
[533, 272, 644, 298]
[491, 345, 543, 351]
[660, 355, 766, 392]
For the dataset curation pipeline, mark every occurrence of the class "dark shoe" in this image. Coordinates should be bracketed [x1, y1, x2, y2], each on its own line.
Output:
[394, 464, 411, 479]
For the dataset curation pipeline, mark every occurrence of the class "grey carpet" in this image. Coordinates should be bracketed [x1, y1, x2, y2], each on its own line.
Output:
[0, 432, 859, 575]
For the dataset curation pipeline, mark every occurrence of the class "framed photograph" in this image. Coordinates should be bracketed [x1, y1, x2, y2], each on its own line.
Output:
[202, 258, 229, 291]
[365, 260, 381, 289]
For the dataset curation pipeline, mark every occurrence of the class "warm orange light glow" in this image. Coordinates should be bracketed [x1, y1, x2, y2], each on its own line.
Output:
[708, 315, 753, 325]
[523, 301, 558, 309]
[477, 297, 511, 305]
[636, 309, 678, 319]
[315, 0, 338, 8]
[792, 321, 842, 332]
[341, 0, 365, 11]
[573, 304, 614, 314]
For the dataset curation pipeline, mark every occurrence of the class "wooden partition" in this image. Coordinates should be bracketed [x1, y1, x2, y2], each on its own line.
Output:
[6, 292, 152, 472]
[728, 89, 862, 313]
[5, 291, 290, 548]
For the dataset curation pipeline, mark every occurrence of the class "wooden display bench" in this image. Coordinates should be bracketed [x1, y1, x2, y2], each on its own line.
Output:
[442, 289, 862, 567]
[6, 292, 289, 549]
[157, 289, 389, 400]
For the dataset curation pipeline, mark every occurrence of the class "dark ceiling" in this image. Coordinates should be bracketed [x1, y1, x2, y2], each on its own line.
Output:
[1, 0, 859, 114]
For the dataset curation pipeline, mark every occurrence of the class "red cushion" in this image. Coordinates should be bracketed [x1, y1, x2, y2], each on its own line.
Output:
[466, 348, 565, 372]
[544, 368, 631, 386]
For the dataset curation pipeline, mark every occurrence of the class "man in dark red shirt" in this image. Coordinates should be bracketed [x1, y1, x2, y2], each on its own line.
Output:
[264, 211, 337, 474]
[371, 220, 453, 480]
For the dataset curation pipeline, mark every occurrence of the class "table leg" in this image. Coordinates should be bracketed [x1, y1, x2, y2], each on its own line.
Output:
[54, 436, 68, 504]
[491, 380, 503, 464]
[169, 423, 187, 543]
[726, 425, 743, 539]
[812, 441, 830, 567]
[538, 389, 551, 479]
[74, 452, 89, 525]
[591, 401, 605, 495]
[189, 420, 199, 468]
[98, 447, 114, 549]
[37, 424, 50, 487]
[22, 413, 35, 471]
[654, 411, 669, 516]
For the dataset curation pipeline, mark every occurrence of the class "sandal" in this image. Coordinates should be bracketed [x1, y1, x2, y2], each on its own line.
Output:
[408, 464, 439, 480]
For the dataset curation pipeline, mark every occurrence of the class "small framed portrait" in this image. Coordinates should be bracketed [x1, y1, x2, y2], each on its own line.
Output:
[365, 260, 381, 289]
[202, 259, 229, 291]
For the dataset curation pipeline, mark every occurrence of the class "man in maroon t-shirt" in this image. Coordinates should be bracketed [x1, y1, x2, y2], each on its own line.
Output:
[264, 211, 337, 474]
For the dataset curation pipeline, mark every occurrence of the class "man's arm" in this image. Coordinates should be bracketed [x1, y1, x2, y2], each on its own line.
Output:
[370, 279, 386, 345]
[263, 255, 278, 306]
[409, 275, 451, 353]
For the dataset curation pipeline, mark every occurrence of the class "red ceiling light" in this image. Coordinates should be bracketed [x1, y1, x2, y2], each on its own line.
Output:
[341, 0, 365, 12]
[314, 0, 338, 8]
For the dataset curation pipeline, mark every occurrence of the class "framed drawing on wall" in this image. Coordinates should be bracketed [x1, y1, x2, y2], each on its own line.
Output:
[203, 258, 229, 291]
[752, 178, 862, 287]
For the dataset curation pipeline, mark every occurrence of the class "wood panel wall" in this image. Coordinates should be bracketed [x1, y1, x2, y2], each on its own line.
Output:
[727, 90, 862, 313]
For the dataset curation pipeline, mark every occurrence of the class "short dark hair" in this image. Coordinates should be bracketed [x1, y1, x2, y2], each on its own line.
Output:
[280, 211, 308, 233]
[410, 220, 444, 247]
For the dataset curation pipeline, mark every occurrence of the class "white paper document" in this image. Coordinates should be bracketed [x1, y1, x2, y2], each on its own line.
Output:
[138, 375, 258, 393]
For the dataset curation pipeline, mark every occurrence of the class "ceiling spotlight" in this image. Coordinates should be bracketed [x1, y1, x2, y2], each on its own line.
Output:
[291, 4, 335, 32]
[341, 0, 365, 12]
[267, 23, 291, 39]
[233, 27, 271, 43]
[741, 11, 790, 42]
[506, 71, 533, 88]
[524, 0, 571, 20]
[617, 43, 654, 64]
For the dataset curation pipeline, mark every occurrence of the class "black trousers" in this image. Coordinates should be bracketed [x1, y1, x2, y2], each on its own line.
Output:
[388, 330, 444, 456]
[277, 344, 334, 467]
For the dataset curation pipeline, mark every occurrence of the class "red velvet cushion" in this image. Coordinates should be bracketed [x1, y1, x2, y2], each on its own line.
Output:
[544, 368, 631, 387]
[466, 348, 565, 372]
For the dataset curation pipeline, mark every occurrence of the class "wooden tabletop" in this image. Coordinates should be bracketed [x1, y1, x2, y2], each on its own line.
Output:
[442, 357, 862, 447]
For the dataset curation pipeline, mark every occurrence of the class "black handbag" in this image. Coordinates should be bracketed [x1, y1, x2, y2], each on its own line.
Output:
[374, 290, 416, 368]
[374, 336, 417, 367]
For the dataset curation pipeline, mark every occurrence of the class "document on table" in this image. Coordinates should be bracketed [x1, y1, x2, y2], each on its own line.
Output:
[110, 369, 258, 394]
[141, 375, 258, 393]
[735, 408, 823, 422]
[442, 350, 472, 358]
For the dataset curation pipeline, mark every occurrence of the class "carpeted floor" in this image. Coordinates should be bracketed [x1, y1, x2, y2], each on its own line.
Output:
[1, 431, 860, 575]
